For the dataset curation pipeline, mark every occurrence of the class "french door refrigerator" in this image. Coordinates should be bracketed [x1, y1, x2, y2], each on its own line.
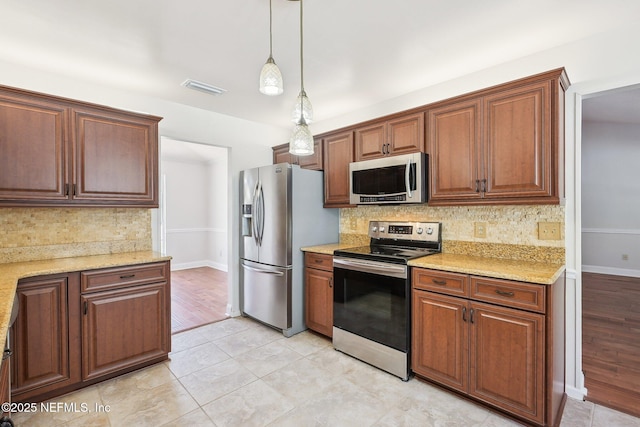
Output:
[240, 163, 338, 337]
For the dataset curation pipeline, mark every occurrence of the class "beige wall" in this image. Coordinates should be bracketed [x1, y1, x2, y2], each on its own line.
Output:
[340, 204, 565, 264]
[0, 208, 152, 263]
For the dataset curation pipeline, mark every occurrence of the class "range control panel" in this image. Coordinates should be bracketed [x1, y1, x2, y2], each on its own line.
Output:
[368, 221, 441, 243]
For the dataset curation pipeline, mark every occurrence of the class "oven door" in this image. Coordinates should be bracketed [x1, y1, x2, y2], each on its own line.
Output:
[333, 257, 409, 352]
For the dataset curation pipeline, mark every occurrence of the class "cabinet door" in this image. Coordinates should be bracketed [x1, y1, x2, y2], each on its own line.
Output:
[72, 107, 159, 206]
[483, 81, 552, 200]
[0, 356, 9, 417]
[469, 302, 544, 424]
[412, 290, 468, 392]
[388, 112, 424, 155]
[82, 283, 168, 381]
[305, 267, 333, 337]
[323, 131, 354, 207]
[297, 138, 323, 170]
[11, 274, 81, 399]
[272, 143, 295, 165]
[427, 99, 482, 203]
[355, 121, 386, 161]
[0, 93, 70, 203]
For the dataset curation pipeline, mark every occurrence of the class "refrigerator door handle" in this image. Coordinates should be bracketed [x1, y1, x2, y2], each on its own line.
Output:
[242, 264, 285, 276]
[252, 180, 264, 246]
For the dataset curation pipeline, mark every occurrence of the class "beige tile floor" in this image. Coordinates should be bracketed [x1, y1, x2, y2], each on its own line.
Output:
[11, 316, 640, 426]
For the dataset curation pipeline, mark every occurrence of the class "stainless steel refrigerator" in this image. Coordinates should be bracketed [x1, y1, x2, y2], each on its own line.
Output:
[240, 163, 338, 337]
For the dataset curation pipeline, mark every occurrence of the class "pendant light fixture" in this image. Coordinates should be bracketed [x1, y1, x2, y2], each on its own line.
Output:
[289, 0, 314, 156]
[259, 0, 284, 96]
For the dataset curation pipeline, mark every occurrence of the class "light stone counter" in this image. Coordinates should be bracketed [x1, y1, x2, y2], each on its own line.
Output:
[300, 244, 563, 285]
[409, 253, 564, 285]
[300, 243, 355, 256]
[0, 251, 171, 345]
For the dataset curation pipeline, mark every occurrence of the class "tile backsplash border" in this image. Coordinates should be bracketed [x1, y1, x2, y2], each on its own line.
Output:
[340, 204, 565, 264]
[0, 208, 152, 263]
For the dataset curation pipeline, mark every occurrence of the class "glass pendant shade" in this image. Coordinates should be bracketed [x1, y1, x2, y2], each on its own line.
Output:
[291, 90, 313, 123]
[289, 120, 314, 155]
[259, 56, 284, 95]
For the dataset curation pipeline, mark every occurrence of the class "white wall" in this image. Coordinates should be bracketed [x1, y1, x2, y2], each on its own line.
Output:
[582, 120, 640, 276]
[162, 154, 229, 271]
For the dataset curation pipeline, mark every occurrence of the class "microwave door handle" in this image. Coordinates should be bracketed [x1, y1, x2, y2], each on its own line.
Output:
[405, 158, 413, 199]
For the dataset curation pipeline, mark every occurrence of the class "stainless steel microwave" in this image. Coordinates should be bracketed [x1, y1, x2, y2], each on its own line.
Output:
[349, 152, 428, 205]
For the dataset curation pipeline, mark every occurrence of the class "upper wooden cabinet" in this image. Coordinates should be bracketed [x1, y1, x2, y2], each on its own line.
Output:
[322, 130, 354, 207]
[0, 85, 161, 207]
[355, 112, 424, 161]
[272, 138, 323, 171]
[427, 69, 569, 206]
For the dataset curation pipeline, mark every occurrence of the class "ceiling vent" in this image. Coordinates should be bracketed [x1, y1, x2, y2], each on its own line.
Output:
[181, 79, 227, 96]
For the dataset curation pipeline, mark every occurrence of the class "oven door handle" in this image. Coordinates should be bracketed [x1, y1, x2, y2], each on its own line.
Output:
[334, 257, 406, 279]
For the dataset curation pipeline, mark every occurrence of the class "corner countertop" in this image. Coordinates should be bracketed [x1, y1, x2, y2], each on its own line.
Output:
[301, 243, 564, 285]
[0, 251, 171, 347]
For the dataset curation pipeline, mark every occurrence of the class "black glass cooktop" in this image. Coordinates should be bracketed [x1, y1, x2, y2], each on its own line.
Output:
[334, 245, 439, 264]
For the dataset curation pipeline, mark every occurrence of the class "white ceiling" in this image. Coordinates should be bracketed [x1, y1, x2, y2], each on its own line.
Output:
[1, 0, 640, 129]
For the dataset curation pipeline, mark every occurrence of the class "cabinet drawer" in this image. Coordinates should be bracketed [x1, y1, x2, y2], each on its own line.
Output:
[470, 276, 545, 313]
[412, 268, 468, 297]
[305, 252, 333, 272]
[81, 262, 168, 293]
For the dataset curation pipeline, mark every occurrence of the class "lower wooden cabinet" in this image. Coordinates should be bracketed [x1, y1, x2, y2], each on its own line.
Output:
[10, 261, 170, 403]
[82, 283, 169, 381]
[10, 273, 81, 401]
[412, 268, 565, 427]
[304, 252, 334, 337]
[1, 346, 11, 418]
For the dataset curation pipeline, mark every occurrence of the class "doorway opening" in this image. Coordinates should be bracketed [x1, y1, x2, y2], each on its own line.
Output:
[581, 86, 640, 417]
[160, 137, 230, 334]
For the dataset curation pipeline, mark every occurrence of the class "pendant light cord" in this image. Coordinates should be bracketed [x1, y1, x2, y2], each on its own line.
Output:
[299, 0, 305, 114]
[269, 0, 274, 57]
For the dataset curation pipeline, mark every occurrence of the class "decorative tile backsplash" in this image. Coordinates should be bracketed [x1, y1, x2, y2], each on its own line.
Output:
[0, 208, 152, 263]
[340, 204, 565, 263]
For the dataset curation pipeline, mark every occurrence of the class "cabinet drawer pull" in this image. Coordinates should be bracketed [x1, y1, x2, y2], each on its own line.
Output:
[120, 274, 136, 279]
[3, 348, 12, 360]
[83, 301, 88, 315]
[475, 179, 480, 193]
[314, 259, 324, 264]
[329, 278, 333, 288]
[470, 308, 475, 324]
[432, 279, 447, 286]
[462, 307, 467, 322]
[495, 289, 515, 297]
[481, 179, 487, 193]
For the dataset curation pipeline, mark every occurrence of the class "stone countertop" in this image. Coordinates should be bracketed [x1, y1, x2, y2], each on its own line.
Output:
[300, 243, 356, 255]
[411, 253, 564, 285]
[300, 244, 564, 285]
[0, 251, 171, 346]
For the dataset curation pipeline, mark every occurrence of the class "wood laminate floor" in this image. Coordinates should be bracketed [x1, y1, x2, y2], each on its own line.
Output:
[582, 272, 640, 417]
[171, 267, 229, 334]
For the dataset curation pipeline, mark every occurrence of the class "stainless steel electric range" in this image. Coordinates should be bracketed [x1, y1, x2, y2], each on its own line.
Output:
[333, 221, 442, 381]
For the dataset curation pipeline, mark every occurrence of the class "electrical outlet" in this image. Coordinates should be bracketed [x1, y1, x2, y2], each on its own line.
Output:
[538, 222, 561, 240]
[474, 222, 487, 238]
[622, 254, 629, 261]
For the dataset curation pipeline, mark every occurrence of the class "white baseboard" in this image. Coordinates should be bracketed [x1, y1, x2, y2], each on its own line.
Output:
[226, 304, 241, 317]
[171, 260, 228, 272]
[565, 385, 587, 401]
[582, 265, 640, 278]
